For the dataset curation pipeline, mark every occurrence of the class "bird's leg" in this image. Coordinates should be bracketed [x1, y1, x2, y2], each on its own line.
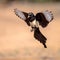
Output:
[31, 27, 38, 32]
[30, 27, 35, 32]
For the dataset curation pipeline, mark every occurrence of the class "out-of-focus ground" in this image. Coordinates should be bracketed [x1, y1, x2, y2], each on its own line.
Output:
[0, 2, 60, 60]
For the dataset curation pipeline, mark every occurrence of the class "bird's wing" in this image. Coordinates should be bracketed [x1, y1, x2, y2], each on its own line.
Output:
[14, 8, 28, 20]
[14, 8, 30, 26]
[34, 28, 47, 48]
[36, 10, 54, 28]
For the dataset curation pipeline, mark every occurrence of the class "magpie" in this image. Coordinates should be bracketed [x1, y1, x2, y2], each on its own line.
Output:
[14, 8, 53, 48]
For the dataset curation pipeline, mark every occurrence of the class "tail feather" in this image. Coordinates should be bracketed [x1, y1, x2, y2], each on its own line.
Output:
[34, 28, 47, 48]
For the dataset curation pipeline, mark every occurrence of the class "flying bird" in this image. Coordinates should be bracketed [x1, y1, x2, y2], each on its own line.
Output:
[14, 8, 53, 48]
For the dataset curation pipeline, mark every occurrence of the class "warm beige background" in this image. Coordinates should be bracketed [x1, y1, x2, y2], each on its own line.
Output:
[0, 2, 60, 60]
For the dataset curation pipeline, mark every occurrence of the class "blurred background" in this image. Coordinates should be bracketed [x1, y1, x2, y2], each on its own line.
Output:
[0, 0, 60, 60]
[0, 0, 60, 4]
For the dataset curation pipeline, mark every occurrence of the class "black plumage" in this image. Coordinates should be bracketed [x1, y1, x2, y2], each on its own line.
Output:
[36, 13, 49, 27]
[34, 27, 47, 48]
[14, 8, 53, 48]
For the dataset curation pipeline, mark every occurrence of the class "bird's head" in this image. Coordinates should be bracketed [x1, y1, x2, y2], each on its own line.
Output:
[28, 12, 34, 17]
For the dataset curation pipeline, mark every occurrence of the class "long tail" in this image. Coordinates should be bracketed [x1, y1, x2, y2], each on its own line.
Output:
[34, 27, 47, 48]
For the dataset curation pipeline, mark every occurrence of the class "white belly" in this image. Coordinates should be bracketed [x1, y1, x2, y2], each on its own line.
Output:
[30, 20, 39, 28]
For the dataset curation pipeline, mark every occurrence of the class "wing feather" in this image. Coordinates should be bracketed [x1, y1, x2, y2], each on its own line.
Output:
[14, 8, 28, 20]
[36, 10, 53, 28]
[14, 8, 30, 26]
[42, 10, 53, 22]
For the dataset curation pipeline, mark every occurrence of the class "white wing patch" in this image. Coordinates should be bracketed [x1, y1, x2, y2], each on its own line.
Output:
[14, 8, 26, 20]
[43, 10, 53, 22]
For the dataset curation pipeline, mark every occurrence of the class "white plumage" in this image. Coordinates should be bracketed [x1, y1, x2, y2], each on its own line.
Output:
[30, 19, 39, 28]
[43, 10, 53, 22]
[14, 9, 26, 20]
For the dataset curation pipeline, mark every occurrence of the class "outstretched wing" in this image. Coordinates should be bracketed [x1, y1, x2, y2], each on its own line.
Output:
[36, 10, 53, 28]
[34, 28, 47, 48]
[14, 8, 30, 26]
